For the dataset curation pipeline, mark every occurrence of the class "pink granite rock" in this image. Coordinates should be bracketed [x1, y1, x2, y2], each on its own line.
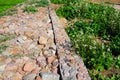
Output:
[31, 67, 41, 74]
[47, 56, 56, 64]
[23, 62, 35, 72]
[36, 76, 42, 80]
[5, 62, 18, 71]
[38, 36, 47, 45]
[77, 73, 83, 80]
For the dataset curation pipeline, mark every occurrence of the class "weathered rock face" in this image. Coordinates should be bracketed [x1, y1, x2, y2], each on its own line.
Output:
[38, 36, 48, 45]
[49, 6, 91, 80]
[23, 73, 36, 80]
[0, 5, 58, 79]
[23, 62, 36, 72]
[40, 72, 60, 80]
[0, 0, 91, 80]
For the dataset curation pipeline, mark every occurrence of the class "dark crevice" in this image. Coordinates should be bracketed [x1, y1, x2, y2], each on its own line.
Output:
[47, 5, 63, 80]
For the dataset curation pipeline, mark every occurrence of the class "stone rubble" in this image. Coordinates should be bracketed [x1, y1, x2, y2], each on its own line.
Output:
[48, 6, 91, 80]
[0, 1, 91, 80]
[40, 72, 60, 80]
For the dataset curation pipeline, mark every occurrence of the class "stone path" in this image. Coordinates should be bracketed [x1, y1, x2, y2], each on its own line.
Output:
[0, 2, 91, 80]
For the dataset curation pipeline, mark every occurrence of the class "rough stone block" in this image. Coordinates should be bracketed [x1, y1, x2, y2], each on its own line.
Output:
[40, 72, 60, 80]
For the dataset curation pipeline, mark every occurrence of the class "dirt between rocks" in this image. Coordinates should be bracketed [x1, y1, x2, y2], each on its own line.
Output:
[0, 5, 58, 80]
[0, 2, 91, 80]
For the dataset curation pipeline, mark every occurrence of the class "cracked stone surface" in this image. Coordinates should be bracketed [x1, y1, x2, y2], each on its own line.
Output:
[48, 6, 91, 80]
[0, 1, 91, 80]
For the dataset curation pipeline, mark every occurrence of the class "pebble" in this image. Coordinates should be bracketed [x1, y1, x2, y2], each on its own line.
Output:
[37, 56, 47, 67]
[0, 64, 6, 72]
[23, 73, 36, 80]
[62, 65, 71, 71]
[77, 73, 83, 80]
[5, 58, 12, 64]
[47, 56, 56, 64]
[31, 67, 41, 74]
[9, 46, 23, 54]
[36, 76, 42, 80]
[40, 72, 60, 80]
[5, 62, 18, 71]
[28, 43, 36, 50]
[38, 36, 48, 45]
[17, 36, 27, 44]
[49, 44, 56, 50]
[52, 59, 58, 67]
[2, 71, 15, 79]
[51, 67, 58, 73]
[23, 62, 36, 72]
[0, 3, 90, 80]
[43, 50, 51, 57]
[47, 30, 53, 37]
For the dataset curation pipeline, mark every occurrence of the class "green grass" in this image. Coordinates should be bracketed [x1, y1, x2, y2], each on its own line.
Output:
[27, 0, 49, 7]
[0, 0, 25, 12]
[0, 8, 17, 17]
[23, 6, 38, 13]
[52, 0, 120, 79]
[35, 0, 49, 7]
[0, 0, 49, 16]
[51, 0, 69, 4]
[0, 0, 25, 16]
[0, 35, 15, 54]
[23, 0, 49, 13]
[0, 35, 14, 43]
[0, 45, 8, 54]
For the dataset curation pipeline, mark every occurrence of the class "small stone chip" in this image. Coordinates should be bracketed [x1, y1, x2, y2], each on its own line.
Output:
[38, 36, 47, 45]
[40, 72, 60, 80]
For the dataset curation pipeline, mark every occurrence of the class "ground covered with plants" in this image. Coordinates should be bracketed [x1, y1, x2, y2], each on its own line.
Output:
[0, 0, 50, 55]
[0, 0, 49, 54]
[0, 0, 25, 12]
[51, 0, 120, 79]
[0, 0, 49, 16]
[0, 0, 25, 16]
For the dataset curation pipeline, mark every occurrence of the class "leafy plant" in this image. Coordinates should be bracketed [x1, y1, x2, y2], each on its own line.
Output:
[51, 0, 69, 4]
[54, 0, 120, 79]
[0, 35, 15, 54]
[0, 0, 24, 17]
[0, 8, 17, 17]
[0, 45, 8, 54]
[0, 0, 24, 13]
[27, 0, 49, 7]
[23, 6, 38, 13]
[35, 0, 49, 7]
[0, 35, 14, 43]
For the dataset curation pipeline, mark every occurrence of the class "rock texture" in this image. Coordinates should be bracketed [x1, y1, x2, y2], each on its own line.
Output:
[0, 0, 91, 80]
[48, 5, 91, 80]
[40, 72, 60, 80]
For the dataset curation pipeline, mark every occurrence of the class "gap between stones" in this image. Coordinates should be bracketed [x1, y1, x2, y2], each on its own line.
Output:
[47, 6, 63, 80]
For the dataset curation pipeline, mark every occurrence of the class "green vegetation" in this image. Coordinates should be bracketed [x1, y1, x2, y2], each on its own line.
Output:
[35, 0, 49, 7]
[0, 0, 49, 16]
[0, 35, 15, 54]
[0, 0, 24, 12]
[23, 6, 38, 13]
[0, 35, 14, 43]
[0, 45, 8, 54]
[27, 0, 49, 7]
[51, 0, 69, 4]
[52, 0, 120, 79]
[0, 8, 17, 17]
[23, 0, 49, 13]
[0, 0, 25, 16]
